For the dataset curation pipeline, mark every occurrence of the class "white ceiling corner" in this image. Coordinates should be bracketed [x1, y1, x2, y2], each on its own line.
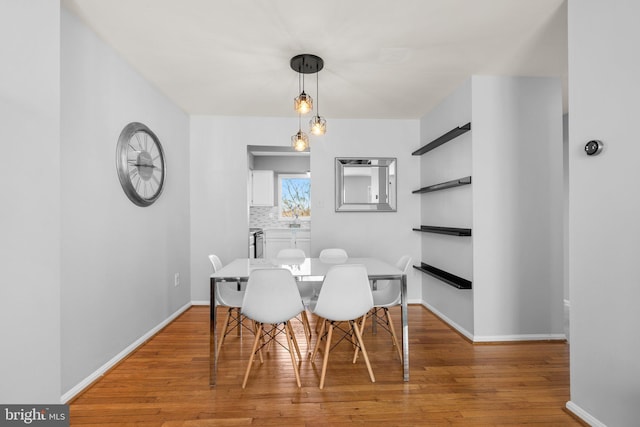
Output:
[61, 0, 568, 119]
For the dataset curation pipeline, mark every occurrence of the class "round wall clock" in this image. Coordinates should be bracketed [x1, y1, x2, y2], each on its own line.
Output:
[116, 122, 166, 207]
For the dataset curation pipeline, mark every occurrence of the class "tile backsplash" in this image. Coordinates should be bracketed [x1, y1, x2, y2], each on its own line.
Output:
[249, 206, 310, 229]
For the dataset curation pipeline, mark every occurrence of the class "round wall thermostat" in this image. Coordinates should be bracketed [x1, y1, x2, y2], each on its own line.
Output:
[585, 140, 604, 156]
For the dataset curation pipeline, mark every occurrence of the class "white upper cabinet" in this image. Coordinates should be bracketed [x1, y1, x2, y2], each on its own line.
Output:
[250, 170, 274, 206]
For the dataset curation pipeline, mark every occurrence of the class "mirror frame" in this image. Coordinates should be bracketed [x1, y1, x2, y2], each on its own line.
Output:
[335, 157, 397, 212]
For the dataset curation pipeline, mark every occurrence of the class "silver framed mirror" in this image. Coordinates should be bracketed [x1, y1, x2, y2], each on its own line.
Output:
[335, 157, 397, 212]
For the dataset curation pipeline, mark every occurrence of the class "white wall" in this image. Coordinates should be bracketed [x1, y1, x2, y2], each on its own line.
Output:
[0, 0, 61, 403]
[472, 76, 564, 340]
[419, 79, 474, 335]
[418, 76, 564, 341]
[60, 9, 191, 396]
[567, 0, 640, 425]
[190, 116, 294, 301]
[309, 119, 421, 301]
[190, 116, 421, 302]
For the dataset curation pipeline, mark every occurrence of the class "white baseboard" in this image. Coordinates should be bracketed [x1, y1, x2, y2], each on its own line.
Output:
[60, 302, 192, 403]
[422, 301, 474, 341]
[191, 300, 211, 306]
[422, 301, 566, 343]
[473, 333, 566, 342]
[566, 401, 607, 427]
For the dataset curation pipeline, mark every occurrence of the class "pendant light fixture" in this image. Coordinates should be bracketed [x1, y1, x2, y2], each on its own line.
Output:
[291, 112, 310, 152]
[310, 67, 326, 136]
[290, 54, 326, 151]
[294, 71, 313, 115]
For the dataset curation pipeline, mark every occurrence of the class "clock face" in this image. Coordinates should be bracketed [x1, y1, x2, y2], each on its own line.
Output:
[116, 122, 166, 207]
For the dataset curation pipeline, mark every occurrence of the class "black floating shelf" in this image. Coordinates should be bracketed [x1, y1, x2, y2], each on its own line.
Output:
[412, 226, 472, 236]
[413, 176, 472, 194]
[413, 262, 472, 289]
[412, 122, 471, 156]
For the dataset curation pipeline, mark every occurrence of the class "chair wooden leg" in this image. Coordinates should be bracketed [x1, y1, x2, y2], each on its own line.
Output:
[287, 321, 302, 361]
[351, 319, 375, 384]
[353, 313, 368, 362]
[284, 321, 302, 388]
[311, 320, 326, 361]
[252, 321, 264, 364]
[384, 307, 403, 363]
[300, 311, 312, 348]
[242, 322, 263, 389]
[216, 309, 232, 359]
[352, 320, 361, 364]
[315, 315, 324, 333]
[319, 322, 334, 389]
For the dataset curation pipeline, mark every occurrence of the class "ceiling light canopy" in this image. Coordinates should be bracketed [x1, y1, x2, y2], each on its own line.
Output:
[290, 54, 326, 151]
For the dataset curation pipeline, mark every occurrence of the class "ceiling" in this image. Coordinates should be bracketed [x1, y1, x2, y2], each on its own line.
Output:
[62, 0, 567, 120]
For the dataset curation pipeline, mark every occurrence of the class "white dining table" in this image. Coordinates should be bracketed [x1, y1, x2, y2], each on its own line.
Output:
[209, 257, 409, 386]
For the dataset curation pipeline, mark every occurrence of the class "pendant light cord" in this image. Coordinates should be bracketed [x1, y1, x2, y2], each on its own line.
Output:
[315, 65, 320, 115]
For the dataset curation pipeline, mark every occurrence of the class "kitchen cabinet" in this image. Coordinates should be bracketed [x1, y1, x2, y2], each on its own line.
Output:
[264, 228, 310, 259]
[250, 170, 274, 206]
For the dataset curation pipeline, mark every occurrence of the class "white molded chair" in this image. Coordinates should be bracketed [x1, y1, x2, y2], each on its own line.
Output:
[309, 264, 375, 389]
[276, 248, 312, 347]
[315, 248, 350, 332]
[209, 254, 245, 359]
[319, 248, 348, 263]
[241, 268, 305, 388]
[360, 255, 411, 363]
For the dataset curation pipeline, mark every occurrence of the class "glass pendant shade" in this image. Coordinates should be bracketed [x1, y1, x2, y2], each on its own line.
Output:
[310, 115, 327, 136]
[294, 92, 313, 114]
[291, 130, 309, 152]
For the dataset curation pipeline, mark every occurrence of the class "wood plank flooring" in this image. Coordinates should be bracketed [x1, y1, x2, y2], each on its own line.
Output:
[70, 306, 582, 426]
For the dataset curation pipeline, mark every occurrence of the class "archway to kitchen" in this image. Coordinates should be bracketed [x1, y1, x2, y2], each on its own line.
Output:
[247, 145, 311, 259]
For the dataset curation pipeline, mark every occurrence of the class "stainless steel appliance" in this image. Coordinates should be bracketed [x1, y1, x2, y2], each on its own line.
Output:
[249, 232, 255, 258]
[254, 230, 264, 258]
[249, 228, 263, 258]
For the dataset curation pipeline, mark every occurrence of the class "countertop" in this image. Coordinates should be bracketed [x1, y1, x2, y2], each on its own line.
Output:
[262, 226, 310, 231]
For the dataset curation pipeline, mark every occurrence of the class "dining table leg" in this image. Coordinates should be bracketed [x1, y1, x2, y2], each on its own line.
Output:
[210, 277, 218, 386]
[401, 273, 409, 381]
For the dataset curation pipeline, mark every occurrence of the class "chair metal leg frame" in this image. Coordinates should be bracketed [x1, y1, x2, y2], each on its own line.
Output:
[310, 318, 359, 361]
[358, 307, 403, 363]
[242, 321, 302, 389]
[311, 318, 375, 389]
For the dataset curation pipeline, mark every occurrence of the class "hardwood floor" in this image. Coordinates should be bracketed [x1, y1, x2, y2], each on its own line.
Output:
[70, 306, 582, 426]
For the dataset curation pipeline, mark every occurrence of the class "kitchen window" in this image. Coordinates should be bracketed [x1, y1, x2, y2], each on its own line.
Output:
[278, 173, 311, 220]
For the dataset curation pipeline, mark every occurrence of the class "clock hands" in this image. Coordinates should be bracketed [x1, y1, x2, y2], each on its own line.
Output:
[127, 160, 159, 168]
